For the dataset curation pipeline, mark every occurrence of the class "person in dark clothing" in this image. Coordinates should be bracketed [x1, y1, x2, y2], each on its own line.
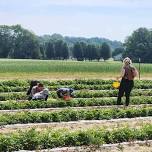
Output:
[26, 80, 39, 100]
[57, 88, 74, 99]
[116, 57, 138, 106]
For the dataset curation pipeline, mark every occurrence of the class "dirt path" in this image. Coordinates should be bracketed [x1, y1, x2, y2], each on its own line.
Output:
[30, 140, 152, 152]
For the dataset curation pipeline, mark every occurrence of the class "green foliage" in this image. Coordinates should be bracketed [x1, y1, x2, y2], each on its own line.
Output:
[73, 42, 84, 61]
[63, 36, 122, 50]
[100, 42, 112, 60]
[0, 80, 152, 101]
[0, 25, 41, 59]
[0, 107, 152, 125]
[0, 60, 152, 76]
[112, 47, 124, 57]
[0, 92, 26, 101]
[45, 41, 55, 59]
[86, 44, 99, 61]
[0, 25, 13, 58]
[0, 96, 152, 110]
[0, 125, 152, 151]
[1, 88, 152, 101]
[0, 78, 151, 151]
[123, 27, 152, 63]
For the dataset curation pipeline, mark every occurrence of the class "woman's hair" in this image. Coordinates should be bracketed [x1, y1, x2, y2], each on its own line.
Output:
[27, 80, 39, 95]
[37, 83, 44, 88]
[30, 80, 39, 87]
[123, 57, 132, 66]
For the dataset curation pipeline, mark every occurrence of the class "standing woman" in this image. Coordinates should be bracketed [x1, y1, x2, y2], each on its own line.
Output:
[117, 57, 138, 106]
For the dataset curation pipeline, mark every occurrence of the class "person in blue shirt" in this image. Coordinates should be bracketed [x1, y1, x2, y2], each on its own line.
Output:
[57, 88, 74, 99]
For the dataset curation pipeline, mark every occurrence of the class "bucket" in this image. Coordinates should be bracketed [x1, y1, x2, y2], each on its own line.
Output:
[63, 95, 71, 101]
[112, 81, 120, 89]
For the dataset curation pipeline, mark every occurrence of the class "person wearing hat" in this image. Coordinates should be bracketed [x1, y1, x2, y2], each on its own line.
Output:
[116, 57, 138, 106]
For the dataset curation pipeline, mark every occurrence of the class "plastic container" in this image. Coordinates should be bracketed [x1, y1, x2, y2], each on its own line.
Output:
[112, 81, 120, 89]
[63, 95, 71, 101]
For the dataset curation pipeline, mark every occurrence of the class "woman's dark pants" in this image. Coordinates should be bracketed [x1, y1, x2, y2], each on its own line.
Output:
[117, 78, 134, 106]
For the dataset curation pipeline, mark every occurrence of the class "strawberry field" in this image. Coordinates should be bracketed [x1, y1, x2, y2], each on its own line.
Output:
[0, 79, 152, 151]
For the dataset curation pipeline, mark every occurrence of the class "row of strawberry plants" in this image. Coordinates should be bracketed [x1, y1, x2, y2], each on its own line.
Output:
[0, 84, 113, 92]
[0, 92, 26, 101]
[0, 80, 28, 87]
[1, 89, 152, 101]
[0, 80, 114, 93]
[0, 86, 27, 92]
[48, 83, 152, 91]
[0, 96, 152, 110]
[1, 79, 152, 88]
[0, 79, 113, 87]
[74, 89, 152, 98]
[1, 82, 152, 93]
[0, 107, 152, 125]
[0, 125, 152, 151]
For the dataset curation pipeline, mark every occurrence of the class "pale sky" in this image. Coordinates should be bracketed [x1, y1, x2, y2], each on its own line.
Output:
[0, 0, 152, 41]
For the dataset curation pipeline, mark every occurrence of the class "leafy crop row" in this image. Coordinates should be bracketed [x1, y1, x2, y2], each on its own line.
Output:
[0, 79, 152, 88]
[0, 82, 152, 93]
[74, 89, 152, 98]
[0, 92, 26, 101]
[0, 89, 152, 101]
[0, 107, 152, 125]
[0, 125, 152, 151]
[0, 96, 152, 110]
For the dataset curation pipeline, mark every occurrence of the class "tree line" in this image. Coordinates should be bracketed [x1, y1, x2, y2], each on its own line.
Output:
[0, 25, 152, 63]
[0, 25, 113, 61]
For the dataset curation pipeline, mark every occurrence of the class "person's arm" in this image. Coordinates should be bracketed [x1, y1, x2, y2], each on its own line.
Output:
[116, 67, 125, 80]
[31, 87, 36, 96]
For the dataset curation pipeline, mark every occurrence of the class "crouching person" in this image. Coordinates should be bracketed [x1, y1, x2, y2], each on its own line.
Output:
[32, 83, 49, 101]
[27, 81, 49, 101]
[57, 88, 74, 100]
[26, 80, 39, 100]
[32, 88, 49, 101]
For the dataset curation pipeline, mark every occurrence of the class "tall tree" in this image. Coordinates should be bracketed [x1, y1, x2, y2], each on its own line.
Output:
[86, 44, 98, 61]
[100, 42, 111, 60]
[0, 25, 41, 59]
[45, 41, 55, 59]
[39, 45, 46, 59]
[73, 42, 84, 61]
[54, 40, 63, 59]
[11, 25, 41, 59]
[62, 42, 69, 60]
[123, 28, 152, 63]
[0, 25, 13, 58]
[112, 47, 124, 57]
[80, 42, 87, 60]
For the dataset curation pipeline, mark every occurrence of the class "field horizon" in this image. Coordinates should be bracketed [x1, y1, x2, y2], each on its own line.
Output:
[0, 59, 152, 80]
